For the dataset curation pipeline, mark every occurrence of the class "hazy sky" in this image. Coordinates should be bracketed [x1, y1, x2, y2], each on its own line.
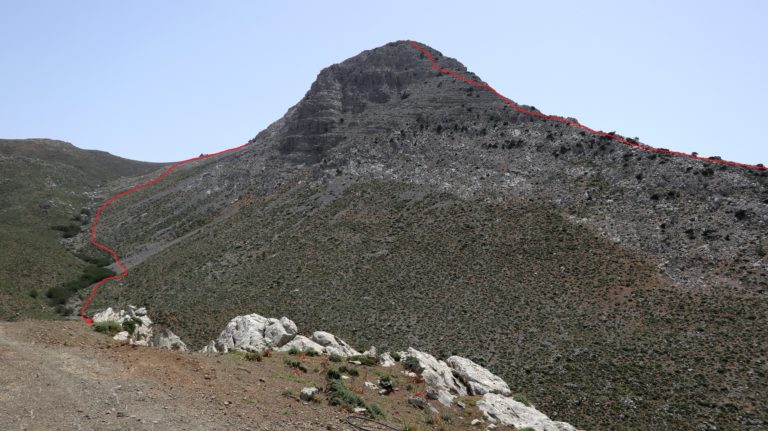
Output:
[1, 1, 766, 164]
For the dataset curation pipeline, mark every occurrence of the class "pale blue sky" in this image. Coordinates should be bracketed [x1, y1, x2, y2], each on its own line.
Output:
[1, 1, 766, 164]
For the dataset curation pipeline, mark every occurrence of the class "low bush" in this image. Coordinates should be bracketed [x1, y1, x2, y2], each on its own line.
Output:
[329, 353, 344, 362]
[46, 265, 116, 309]
[121, 319, 137, 335]
[339, 365, 359, 376]
[402, 356, 421, 373]
[51, 223, 80, 238]
[348, 355, 377, 366]
[328, 379, 365, 409]
[513, 393, 532, 407]
[284, 359, 307, 373]
[245, 352, 262, 362]
[93, 321, 121, 336]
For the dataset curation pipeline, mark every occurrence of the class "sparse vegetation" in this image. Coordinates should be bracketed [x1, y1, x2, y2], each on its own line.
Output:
[284, 359, 307, 373]
[348, 355, 377, 366]
[93, 320, 121, 336]
[512, 393, 532, 407]
[245, 352, 262, 362]
[402, 356, 421, 373]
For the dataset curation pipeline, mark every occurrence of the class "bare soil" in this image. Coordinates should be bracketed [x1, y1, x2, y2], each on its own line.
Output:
[0, 320, 491, 431]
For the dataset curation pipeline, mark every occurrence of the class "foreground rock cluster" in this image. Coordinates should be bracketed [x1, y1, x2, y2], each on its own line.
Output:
[93, 307, 581, 429]
[92, 306, 187, 351]
[200, 312, 581, 431]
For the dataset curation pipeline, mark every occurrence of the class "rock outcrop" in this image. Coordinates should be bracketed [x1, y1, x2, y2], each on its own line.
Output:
[198, 311, 582, 430]
[201, 314, 298, 353]
[446, 355, 511, 396]
[310, 331, 360, 356]
[400, 347, 466, 406]
[154, 328, 188, 352]
[200, 314, 361, 356]
[477, 393, 580, 431]
[276, 335, 325, 354]
[92, 305, 153, 346]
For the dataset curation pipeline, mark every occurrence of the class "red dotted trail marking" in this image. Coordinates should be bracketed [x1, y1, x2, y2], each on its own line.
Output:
[407, 40, 766, 172]
[80, 143, 250, 323]
[80, 42, 766, 324]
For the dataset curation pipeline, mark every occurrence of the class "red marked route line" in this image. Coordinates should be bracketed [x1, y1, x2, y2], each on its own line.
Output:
[80, 142, 251, 324]
[81, 43, 765, 324]
[407, 40, 766, 172]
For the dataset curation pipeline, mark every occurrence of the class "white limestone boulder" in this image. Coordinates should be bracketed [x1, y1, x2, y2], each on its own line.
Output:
[209, 314, 299, 353]
[264, 316, 298, 347]
[402, 347, 467, 406]
[277, 335, 325, 354]
[310, 331, 360, 356]
[446, 356, 511, 396]
[155, 328, 188, 352]
[92, 307, 123, 323]
[378, 352, 396, 367]
[477, 393, 581, 431]
[92, 306, 153, 346]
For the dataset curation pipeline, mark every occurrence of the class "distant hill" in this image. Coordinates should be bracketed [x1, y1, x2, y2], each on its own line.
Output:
[0, 138, 164, 320]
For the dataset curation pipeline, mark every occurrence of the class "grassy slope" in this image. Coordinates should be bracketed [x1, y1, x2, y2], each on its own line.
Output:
[0, 139, 164, 319]
[93, 179, 767, 430]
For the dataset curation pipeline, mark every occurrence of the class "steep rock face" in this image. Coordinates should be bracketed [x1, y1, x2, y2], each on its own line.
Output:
[275, 41, 475, 162]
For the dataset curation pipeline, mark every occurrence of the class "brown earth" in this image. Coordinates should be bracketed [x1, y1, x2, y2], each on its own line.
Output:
[0, 320, 496, 431]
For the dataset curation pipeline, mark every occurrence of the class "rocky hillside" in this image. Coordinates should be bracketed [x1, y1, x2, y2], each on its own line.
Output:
[7, 41, 767, 430]
[84, 306, 581, 431]
[0, 139, 164, 320]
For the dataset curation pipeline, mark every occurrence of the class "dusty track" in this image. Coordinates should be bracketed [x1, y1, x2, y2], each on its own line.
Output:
[0, 321, 346, 430]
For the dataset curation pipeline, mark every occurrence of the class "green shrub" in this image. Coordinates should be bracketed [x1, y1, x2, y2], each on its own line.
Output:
[74, 252, 112, 267]
[121, 319, 137, 335]
[51, 223, 80, 238]
[284, 359, 307, 373]
[326, 368, 342, 380]
[513, 393, 532, 407]
[391, 352, 401, 362]
[367, 403, 385, 419]
[329, 353, 344, 362]
[402, 356, 421, 373]
[28, 290, 38, 298]
[93, 321, 121, 336]
[339, 365, 359, 376]
[348, 355, 377, 366]
[305, 348, 319, 357]
[287, 346, 300, 355]
[328, 380, 365, 409]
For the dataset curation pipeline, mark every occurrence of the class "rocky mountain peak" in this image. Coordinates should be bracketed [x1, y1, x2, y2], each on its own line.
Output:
[265, 41, 498, 162]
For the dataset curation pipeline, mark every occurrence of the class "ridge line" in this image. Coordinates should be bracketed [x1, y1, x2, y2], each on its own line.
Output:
[406, 40, 766, 171]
